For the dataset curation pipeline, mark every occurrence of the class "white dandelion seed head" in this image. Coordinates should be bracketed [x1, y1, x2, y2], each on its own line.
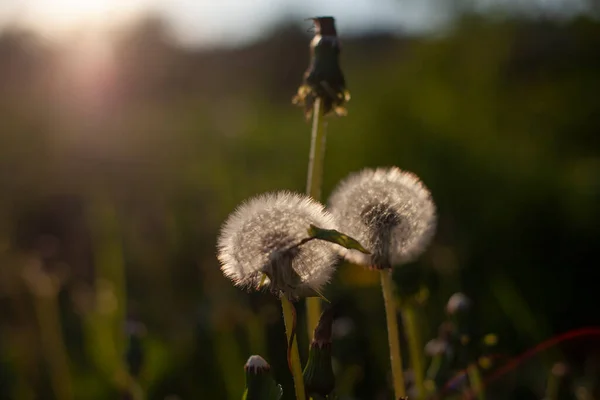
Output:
[328, 166, 437, 269]
[217, 191, 339, 299]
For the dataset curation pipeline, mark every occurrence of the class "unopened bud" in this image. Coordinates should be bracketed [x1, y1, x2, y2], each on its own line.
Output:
[243, 355, 283, 400]
[446, 292, 471, 316]
[303, 307, 335, 397]
[424, 338, 447, 357]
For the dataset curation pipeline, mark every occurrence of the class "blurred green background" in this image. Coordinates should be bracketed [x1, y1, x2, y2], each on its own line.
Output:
[1, 1, 599, 399]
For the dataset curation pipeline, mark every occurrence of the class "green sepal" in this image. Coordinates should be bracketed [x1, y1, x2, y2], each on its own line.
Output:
[303, 342, 335, 397]
[243, 370, 283, 400]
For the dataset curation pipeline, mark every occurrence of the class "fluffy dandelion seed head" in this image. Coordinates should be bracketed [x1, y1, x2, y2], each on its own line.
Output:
[217, 191, 338, 299]
[328, 167, 437, 269]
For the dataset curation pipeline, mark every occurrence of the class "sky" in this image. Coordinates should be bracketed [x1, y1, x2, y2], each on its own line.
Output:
[0, 0, 594, 47]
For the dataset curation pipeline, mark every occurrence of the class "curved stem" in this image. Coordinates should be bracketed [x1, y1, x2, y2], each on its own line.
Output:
[402, 304, 426, 399]
[281, 296, 306, 400]
[380, 269, 406, 398]
[305, 97, 327, 341]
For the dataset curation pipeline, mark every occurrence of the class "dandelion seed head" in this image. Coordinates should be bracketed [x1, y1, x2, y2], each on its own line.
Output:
[217, 191, 338, 299]
[328, 167, 437, 269]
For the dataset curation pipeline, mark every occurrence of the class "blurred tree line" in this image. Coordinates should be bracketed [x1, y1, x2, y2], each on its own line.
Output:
[0, 9, 599, 399]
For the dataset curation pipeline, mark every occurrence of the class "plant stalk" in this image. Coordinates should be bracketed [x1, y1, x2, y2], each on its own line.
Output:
[402, 304, 426, 399]
[467, 363, 485, 400]
[305, 97, 327, 341]
[281, 296, 306, 400]
[34, 290, 73, 400]
[380, 269, 406, 398]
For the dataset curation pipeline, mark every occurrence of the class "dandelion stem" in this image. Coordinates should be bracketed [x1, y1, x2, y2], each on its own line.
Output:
[281, 296, 306, 400]
[380, 269, 406, 398]
[467, 364, 485, 400]
[305, 97, 327, 341]
[402, 304, 426, 399]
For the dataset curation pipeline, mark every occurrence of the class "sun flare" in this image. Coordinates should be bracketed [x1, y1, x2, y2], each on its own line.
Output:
[18, 0, 150, 36]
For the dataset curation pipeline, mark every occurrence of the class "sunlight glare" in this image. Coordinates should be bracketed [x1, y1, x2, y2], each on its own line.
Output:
[18, 0, 152, 37]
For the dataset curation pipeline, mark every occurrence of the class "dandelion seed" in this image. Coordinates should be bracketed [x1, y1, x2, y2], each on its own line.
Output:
[328, 167, 437, 269]
[217, 191, 339, 300]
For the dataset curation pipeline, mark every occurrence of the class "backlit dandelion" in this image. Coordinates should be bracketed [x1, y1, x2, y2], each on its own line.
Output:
[328, 166, 437, 269]
[217, 191, 339, 300]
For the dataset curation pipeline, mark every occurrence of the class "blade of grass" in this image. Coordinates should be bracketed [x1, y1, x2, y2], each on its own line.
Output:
[401, 304, 426, 399]
[33, 288, 73, 400]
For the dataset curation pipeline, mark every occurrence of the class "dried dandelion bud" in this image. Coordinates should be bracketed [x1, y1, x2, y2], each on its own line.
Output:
[217, 191, 339, 300]
[292, 16, 350, 119]
[328, 167, 437, 269]
[243, 355, 283, 400]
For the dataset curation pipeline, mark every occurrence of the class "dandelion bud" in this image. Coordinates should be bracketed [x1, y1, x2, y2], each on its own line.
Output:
[328, 167, 437, 269]
[293, 16, 350, 119]
[243, 356, 283, 400]
[217, 191, 339, 300]
[424, 338, 447, 357]
[446, 292, 471, 316]
[303, 307, 335, 397]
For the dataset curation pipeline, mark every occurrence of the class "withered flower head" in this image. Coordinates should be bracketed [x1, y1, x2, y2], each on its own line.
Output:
[292, 16, 350, 119]
[328, 167, 437, 269]
[217, 191, 339, 300]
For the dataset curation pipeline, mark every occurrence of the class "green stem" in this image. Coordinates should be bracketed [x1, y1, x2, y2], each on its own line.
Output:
[545, 368, 559, 400]
[33, 290, 73, 400]
[380, 269, 406, 398]
[401, 304, 426, 399]
[281, 296, 306, 400]
[126, 379, 145, 400]
[467, 363, 485, 400]
[305, 97, 327, 342]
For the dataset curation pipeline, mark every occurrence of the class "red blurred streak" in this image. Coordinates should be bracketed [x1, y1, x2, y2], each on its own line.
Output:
[436, 353, 509, 398]
[433, 327, 600, 400]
